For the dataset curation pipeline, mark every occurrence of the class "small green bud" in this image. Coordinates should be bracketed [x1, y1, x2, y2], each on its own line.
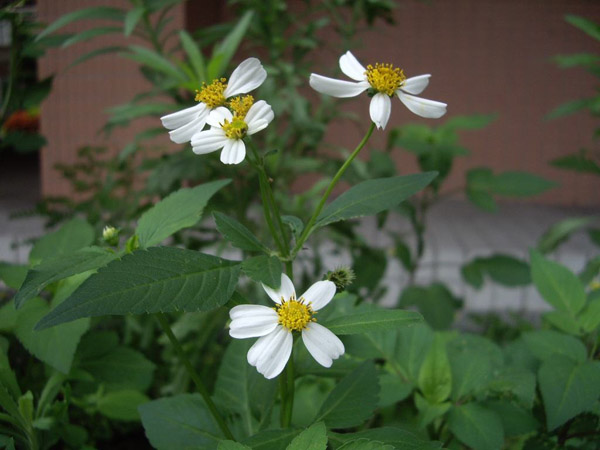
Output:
[125, 234, 140, 253]
[102, 225, 120, 246]
[326, 266, 355, 292]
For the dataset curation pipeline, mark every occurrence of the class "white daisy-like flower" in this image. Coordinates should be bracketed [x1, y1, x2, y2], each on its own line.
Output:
[190, 98, 274, 165]
[229, 273, 345, 379]
[160, 57, 267, 144]
[310, 51, 447, 129]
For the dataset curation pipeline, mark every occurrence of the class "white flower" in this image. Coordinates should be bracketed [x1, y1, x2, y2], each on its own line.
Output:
[190, 99, 274, 165]
[229, 274, 345, 379]
[160, 57, 267, 144]
[310, 51, 447, 129]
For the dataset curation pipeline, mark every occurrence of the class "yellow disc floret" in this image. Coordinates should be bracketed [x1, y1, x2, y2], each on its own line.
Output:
[275, 297, 315, 332]
[365, 63, 406, 96]
[222, 117, 248, 140]
[195, 78, 228, 108]
[229, 95, 254, 118]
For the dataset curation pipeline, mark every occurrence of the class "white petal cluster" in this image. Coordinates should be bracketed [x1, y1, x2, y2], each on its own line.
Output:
[229, 274, 345, 379]
[310, 51, 447, 129]
[160, 57, 268, 145]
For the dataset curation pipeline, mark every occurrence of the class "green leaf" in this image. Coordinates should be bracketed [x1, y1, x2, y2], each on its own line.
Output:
[448, 342, 493, 401]
[547, 97, 597, 119]
[137, 180, 230, 247]
[553, 53, 600, 68]
[124, 45, 187, 82]
[461, 261, 484, 288]
[0, 347, 20, 400]
[36, 7, 126, 41]
[36, 247, 240, 330]
[329, 427, 442, 449]
[179, 30, 206, 82]
[566, 14, 600, 41]
[378, 373, 413, 407]
[578, 296, 600, 333]
[67, 45, 125, 69]
[281, 216, 304, 239]
[551, 151, 600, 175]
[441, 114, 497, 130]
[462, 254, 530, 288]
[486, 367, 536, 408]
[522, 330, 587, 363]
[0, 264, 27, 290]
[414, 393, 451, 427]
[490, 171, 557, 197]
[213, 212, 267, 253]
[313, 361, 379, 428]
[218, 441, 252, 450]
[395, 323, 434, 381]
[537, 217, 595, 253]
[139, 394, 224, 449]
[484, 400, 539, 437]
[207, 11, 254, 79]
[213, 340, 277, 438]
[448, 403, 504, 450]
[15, 246, 115, 309]
[338, 439, 394, 450]
[29, 218, 95, 263]
[417, 334, 452, 404]
[323, 309, 422, 335]
[530, 250, 586, 315]
[241, 255, 282, 289]
[124, 7, 144, 36]
[538, 357, 600, 430]
[315, 172, 437, 228]
[243, 429, 301, 450]
[399, 284, 461, 330]
[61, 26, 121, 48]
[286, 422, 327, 450]
[97, 390, 148, 421]
[543, 310, 581, 335]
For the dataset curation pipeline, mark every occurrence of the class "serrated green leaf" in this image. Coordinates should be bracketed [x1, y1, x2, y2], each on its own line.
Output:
[97, 390, 148, 421]
[243, 428, 301, 450]
[36, 7, 126, 41]
[313, 361, 379, 428]
[537, 217, 595, 253]
[124, 7, 144, 36]
[523, 330, 587, 363]
[207, 11, 254, 79]
[286, 422, 327, 450]
[530, 250, 586, 315]
[15, 246, 115, 309]
[29, 218, 95, 264]
[448, 403, 504, 450]
[538, 357, 600, 430]
[138, 179, 230, 247]
[418, 334, 452, 404]
[241, 255, 282, 289]
[139, 394, 224, 449]
[323, 309, 422, 335]
[315, 172, 437, 228]
[213, 212, 267, 253]
[0, 347, 20, 400]
[36, 247, 240, 330]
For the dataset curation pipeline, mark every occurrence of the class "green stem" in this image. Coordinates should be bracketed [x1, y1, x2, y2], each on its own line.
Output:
[292, 122, 376, 255]
[155, 313, 234, 440]
[279, 356, 295, 428]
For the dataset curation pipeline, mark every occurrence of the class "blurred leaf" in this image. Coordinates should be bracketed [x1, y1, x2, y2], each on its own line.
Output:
[418, 334, 452, 404]
[537, 217, 595, 253]
[179, 30, 206, 82]
[124, 45, 187, 82]
[566, 14, 600, 41]
[214, 212, 268, 253]
[97, 390, 148, 421]
[324, 309, 422, 335]
[313, 361, 379, 428]
[36, 7, 126, 41]
[578, 296, 600, 333]
[61, 26, 121, 48]
[137, 180, 230, 247]
[0, 264, 27, 290]
[400, 284, 461, 330]
[241, 255, 282, 289]
[462, 254, 530, 288]
[414, 393, 450, 427]
[484, 400, 538, 437]
[551, 150, 600, 175]
[218, 442, 252, 450]
[329, 427, 442, 449]
[490, 171, 557, 197]
[543, 310, 582, 335]
[67, 46, 125, 69]
[441, 114, 497, 130]
[547, 98, 596, 119]
[448, 403, 504, 450]
[29, 218, 95, 264]
[207, 11, 254, 79]
[139, 394, 224, 449]
[530, 250, 586, 315]
[124, 7, 144, 36]
[36, 247, 240, 330]
[523, 330, 587, 363]
[539, 356, 600, 430]
[553, 53, 600, 68]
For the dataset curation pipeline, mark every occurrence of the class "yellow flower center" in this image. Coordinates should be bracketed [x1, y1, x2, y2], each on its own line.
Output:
[222, 117, 248, 140]
[229, 95, 254, 118]
[275, 297, 315, 332]
[195, 78, 227, 108]
[365, 63, 406, 96]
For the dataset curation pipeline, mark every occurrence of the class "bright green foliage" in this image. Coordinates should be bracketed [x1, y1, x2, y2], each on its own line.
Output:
[448, 403, 504, 450]
[286, 422, 327, 450]
[323, 309, 422, 335]
[136, 180, 230, 248]
[530, 250, 586, 315]
[313, 361, 379, 428]
[315, 172, 437, 228]
[241, 255, 282, 289]
[418, 334, 452, 404]
[538, 357, 600, 430]
[36, 247, 240, 329]
[214, 212, 268, 253]
[139, 394, 224, 449]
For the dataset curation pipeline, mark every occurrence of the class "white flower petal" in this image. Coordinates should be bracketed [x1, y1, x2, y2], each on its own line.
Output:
[300, 280, 336, 311]
[247, 119, 268, 135]
[398, 92, 447, 119]
[369, 93, 392, 130]
[248, 326, 292, 379]
[207, 107, 233, 128]
[245, 100, 274, 128]
[339, 51, 367, 81]
[401, 74, 431, 95]
[309, 74, 369, 98]
[224, 57, 267, 98]
[262, 273, 296, 304]
[160, 103, 207, 130]
[191, 129, 227, 154]
[220, 139, 246, 165]
[168, 114, 208, 144]
[229, 305, 278, 338]
[302, 322, 345, 368]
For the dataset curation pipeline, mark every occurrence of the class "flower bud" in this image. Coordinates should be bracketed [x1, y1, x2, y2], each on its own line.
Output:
[326, 267, 355, 292]
[102, 225, 120, 246]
